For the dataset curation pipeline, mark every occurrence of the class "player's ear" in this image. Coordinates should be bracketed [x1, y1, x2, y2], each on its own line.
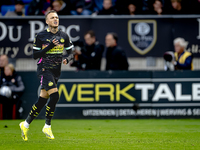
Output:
[46, 19, 49, 25]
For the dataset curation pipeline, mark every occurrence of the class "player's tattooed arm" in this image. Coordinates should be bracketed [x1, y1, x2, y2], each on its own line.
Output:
[63, 49, 74, 65]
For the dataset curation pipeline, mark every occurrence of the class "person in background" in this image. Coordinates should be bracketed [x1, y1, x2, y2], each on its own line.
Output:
[98, 0, 117, 15]
[72, 30, 104, 70]
[168, 0, 187, 14]
[94, 0, 116, 12]
[173, 37, 193, 70]
[5, 0, 25, 16]
[115, 0, 142, 15]
[52, 0, 71, 15]
[70, 0, 95, 15]
[28, 0, 52, 15]
[0, 55, 9, 79]
[147, 0, 166, 15]
[105, 32, 129, 70]
[0, 64, 24, 119]
[127, 3, 137, 15]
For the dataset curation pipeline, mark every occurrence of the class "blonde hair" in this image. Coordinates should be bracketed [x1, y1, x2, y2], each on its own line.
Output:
[173, 37, 188, 48]
[6, 64, 15, 73]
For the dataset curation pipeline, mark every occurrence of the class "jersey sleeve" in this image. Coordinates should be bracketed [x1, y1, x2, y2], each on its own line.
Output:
[64, 35, 74, 51]
[33, 34, 42, 51]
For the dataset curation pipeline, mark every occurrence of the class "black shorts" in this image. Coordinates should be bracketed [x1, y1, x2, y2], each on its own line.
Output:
[39, 72, 58, 91]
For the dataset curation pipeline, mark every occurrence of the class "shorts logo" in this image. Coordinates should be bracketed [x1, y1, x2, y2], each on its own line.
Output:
[48, 81, 54, 87]
[60, 38, 65, 43]
[128, 20, 157, 55]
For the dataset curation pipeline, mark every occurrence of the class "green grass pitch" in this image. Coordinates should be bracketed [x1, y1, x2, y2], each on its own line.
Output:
[0, 119, 200, 150]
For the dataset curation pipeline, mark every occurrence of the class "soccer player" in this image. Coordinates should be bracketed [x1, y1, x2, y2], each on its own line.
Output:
[19, 10, 74, 141]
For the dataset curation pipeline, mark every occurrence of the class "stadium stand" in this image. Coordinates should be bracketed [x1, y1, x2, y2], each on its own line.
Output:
[1, 4, 29, 16]
[22, 0, 32, 4]
[0, 0, 200, 16]
[1, 5, 15, 16]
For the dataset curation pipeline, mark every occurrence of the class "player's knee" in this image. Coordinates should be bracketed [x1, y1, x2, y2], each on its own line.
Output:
[50, 92, 59, 103]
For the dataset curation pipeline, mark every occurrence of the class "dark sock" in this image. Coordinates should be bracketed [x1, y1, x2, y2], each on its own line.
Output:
[45, 92, 59, 125]
[26, 97, 48, 124]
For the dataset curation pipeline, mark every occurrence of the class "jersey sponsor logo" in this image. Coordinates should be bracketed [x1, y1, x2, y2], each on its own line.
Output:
[42, 44, 64, 54]
[128, 20, 157, 55]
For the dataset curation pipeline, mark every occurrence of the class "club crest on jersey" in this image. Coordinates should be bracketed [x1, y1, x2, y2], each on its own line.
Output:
[48, 81, 53, 87]
[128, 20, 157, 55]
[60, 38, 65, 43]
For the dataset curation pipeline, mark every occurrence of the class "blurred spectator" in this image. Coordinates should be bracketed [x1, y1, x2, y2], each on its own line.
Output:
[147, 0, 166, 15]
[168, 0, 188, 14]
[173, 37, 193, 70]
[0, 64, 25, 119]
[105, 33, 129, 70]
[98, 0, 117, 15]
[0, 55, 9, 78]
[5, 0, 25, 16]
[126, 3, 138, 15]
[28, 0, 52, 15]
[94, 0, 116, 11]
[70, 0, 95, 15]
[52, 0, 71, 15]
[115, 0, 143, 15]
[72, 30, 104, 70]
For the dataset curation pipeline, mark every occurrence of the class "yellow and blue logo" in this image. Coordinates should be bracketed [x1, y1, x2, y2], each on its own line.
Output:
[60, 38, 65, 43]
[48, 81, 54, 87]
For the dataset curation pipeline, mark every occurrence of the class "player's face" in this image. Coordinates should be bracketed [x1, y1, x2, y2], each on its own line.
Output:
[46, 13, 59, 28]
[105, 34, 116, 48]
[84, 34, 96, 46]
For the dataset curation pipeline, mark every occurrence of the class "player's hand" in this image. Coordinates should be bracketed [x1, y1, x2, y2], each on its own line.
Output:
[63, 59, 68, 65]
[52, 39, 59, 46]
